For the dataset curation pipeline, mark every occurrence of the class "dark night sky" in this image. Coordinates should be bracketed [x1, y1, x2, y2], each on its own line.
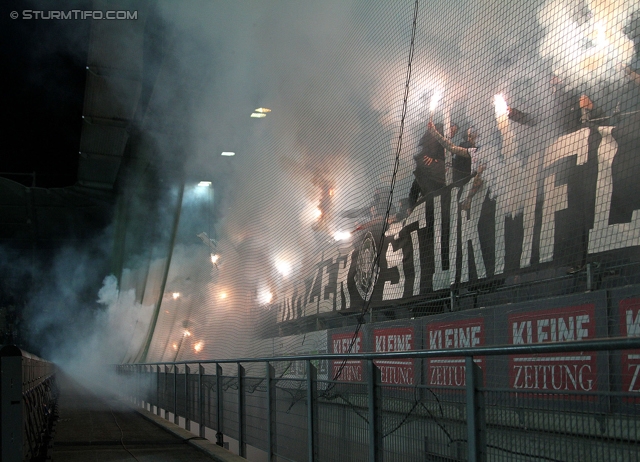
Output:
[1, 0, 91, 188]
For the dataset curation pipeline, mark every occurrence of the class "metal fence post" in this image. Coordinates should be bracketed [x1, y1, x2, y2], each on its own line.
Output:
[306, 360, 318, 462]
[367, 359, 382, 462]
[156, 365, 161, 415]
[138, 367, 142, 406]
[266, 362, 276, 462]
[133, 365, 137, 405]
[199, 364, 205, 438]
[465, 356, 486, 462]
[143, 366, 147, 408]
[146, 365, 151, 411]
[174, 365, 179, 425]
[237, 363, 246, 458]
[141, 365, 145, 407]
[164, 365, 170, 420]
[1, 352, 23, 462]
[216, 363, 224, 446]
[185, 365, 191, 431]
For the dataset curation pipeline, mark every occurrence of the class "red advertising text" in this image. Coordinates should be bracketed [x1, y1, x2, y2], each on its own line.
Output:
[331, 331, 363, 382]
[426, 318, 485, 387]
[508, 304, 596, 393]
[620, 298, 640, 396]
[373, 327, 414, 385]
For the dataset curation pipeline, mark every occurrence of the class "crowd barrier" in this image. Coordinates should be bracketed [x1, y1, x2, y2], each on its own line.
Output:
[119, 337, 640, 462]
[0, 345, 57, 462]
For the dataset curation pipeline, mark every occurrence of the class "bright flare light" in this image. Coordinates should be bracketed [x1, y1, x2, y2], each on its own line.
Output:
[172, 292, 181, 300]
[494, 94, 509, 118]
[594, 21, 609, 50]
[251, 112, 267, 118]
[429, 90, 442, 113]
[221, 151, 235, 156]
[194, 341, 204, 353]
[275, 259, 291, 276]
[254, 107, 271, 113]
[258, 289, 273, 305]
[172, 343, 178, 350]
[313, 207, 322, 219]
[334, 230, 352, 241]
[211, 254, 220, 264]
[198, 181, 211, 187]
[183, 330, 191, 337]
[220, 291, 227, 299]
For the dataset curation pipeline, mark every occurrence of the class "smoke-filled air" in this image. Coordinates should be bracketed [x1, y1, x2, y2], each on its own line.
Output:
[5, 0, 640, 383]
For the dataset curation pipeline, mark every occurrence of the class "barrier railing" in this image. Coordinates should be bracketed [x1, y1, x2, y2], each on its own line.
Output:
[1, 345, 57, 462]
[117, 337, 640, 462]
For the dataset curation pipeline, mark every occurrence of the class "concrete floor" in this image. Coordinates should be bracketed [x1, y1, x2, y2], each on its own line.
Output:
[51, 374, 220, 462]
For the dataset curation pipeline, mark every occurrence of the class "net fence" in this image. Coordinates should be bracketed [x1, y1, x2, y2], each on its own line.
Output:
[104, 0, 640, 371]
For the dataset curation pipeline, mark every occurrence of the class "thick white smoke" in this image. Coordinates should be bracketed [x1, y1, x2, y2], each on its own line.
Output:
[539, 0, 636, 90]
[14, 1, 640, 366]
[42, 274, 153, 388]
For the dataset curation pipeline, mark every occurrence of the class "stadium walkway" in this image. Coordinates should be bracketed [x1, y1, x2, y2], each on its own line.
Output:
[51, 373, 245, 462]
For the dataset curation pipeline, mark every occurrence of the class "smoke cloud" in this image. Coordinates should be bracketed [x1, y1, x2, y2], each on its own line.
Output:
[7, 0, 640, 367]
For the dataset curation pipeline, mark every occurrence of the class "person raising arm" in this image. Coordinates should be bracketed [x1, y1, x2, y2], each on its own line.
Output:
[427, 121, 483, 211]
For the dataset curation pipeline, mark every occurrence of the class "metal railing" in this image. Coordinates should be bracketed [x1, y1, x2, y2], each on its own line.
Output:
[117, 337, 640, 462]
[1, 345, 57, 462]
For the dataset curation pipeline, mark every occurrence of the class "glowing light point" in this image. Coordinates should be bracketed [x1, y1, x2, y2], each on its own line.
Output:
[595, 21, 608, 49]
[334, 230, 352, 241]
[220, 292, 227, 299]
[172, 292, 181, 300]
[429, 90, 443, 113]
[194, 341, 203, 353]
[198, 181, 211, 187]
[254, 107, 271, 113]
[211, 254, 220, 264]
[221, 151, 235, 156]
[251, 112, 267, 118]
[172, 343, 178, 350]
[183, 330, 191, 337]
[494, 94, 509, 118]
[313, 207, 322, 219]
[258, 289, 273, 305]
[275, 259, 291, 276]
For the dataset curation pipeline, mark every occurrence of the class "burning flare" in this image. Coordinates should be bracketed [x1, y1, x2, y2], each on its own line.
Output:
[275, 259, 291, 276]
[334, 230, 352, 241]
[258, 289, 273, 305]
[494, 94, 510, 133]
[594, 21, 608, 49]
[429, 90, 442, 114]
[494, 94, 509, 118]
